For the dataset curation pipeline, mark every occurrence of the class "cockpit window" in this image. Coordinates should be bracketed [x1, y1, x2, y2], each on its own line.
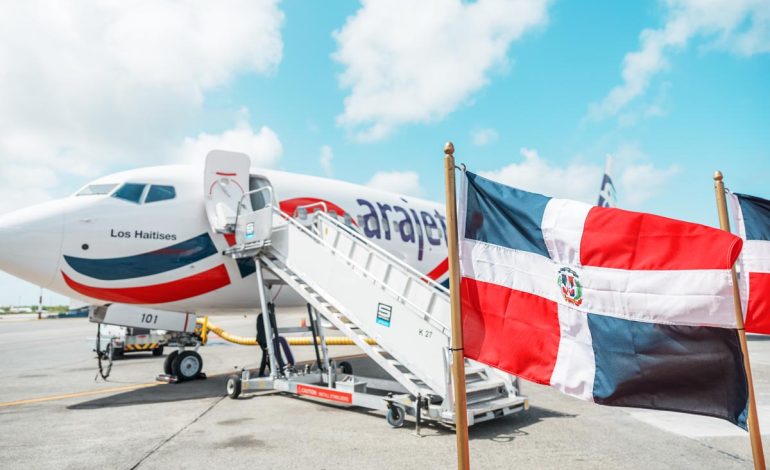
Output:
[76, 184, 117, 196]
[145, 185, 176, 203]
[112, 183, 146, 203]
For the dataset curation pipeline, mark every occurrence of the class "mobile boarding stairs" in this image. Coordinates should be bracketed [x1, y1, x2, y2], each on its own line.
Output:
[220, 189, 528, 429]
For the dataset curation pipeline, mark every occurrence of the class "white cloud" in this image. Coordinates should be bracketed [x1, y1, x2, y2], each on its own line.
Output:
[366, 171, 424, 197]
[333, 0, 550, 141]
[0, 0, 284, 213]
[589, 0, 770, 120]
[613, 143, 681, 205]
[175, 116, 283, 168]
[319, 145, 334, 176]
[480, 149, 602, 203]
[479, 146, 678, 207]
[471, 128, 499, 146]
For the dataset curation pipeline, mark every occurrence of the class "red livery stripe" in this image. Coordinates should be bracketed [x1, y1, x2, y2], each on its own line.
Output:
[425, 258, 448, 281]
[746, 272, 770, 334]
[62, 264, 231, 304]
[461, 277, 560, 385]
[581, 206, 742, 270]
[223, 233, 236, 246]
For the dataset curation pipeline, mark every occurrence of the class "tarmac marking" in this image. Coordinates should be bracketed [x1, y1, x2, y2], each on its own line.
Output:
[0, 382, 162, 408]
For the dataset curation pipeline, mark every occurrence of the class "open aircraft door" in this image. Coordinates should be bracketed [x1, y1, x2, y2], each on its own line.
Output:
[204, 150, 272, 247]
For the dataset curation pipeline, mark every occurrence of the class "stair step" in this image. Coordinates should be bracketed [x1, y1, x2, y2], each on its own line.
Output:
[464, 374, 486, 385]
[464, 364, 486, 376]
[466, 380, 506, 396]
[466, 382, 506, 405]
[386, 359, 408, 370]
[466, 394, 526, 414]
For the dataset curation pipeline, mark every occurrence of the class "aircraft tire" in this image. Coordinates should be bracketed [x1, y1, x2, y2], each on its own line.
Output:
[152, 346, 164, 357]
[172, 351, 203, 381]
[339, 361, 353, 375]
[164, 350, 179, 375]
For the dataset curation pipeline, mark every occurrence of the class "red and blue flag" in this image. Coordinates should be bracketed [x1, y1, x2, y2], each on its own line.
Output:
[731, 192, 770, 335]
[459, 171, 749, 428]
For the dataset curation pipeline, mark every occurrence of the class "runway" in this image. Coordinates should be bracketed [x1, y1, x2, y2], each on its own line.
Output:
[1, 310, 769, 469]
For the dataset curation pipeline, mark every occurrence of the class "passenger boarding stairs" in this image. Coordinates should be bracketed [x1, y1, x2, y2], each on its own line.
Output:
[226, 201, 526, 425]
[205, 151, 525, 424]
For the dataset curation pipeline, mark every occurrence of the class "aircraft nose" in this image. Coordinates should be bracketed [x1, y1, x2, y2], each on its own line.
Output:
[0, 201, 65, 288]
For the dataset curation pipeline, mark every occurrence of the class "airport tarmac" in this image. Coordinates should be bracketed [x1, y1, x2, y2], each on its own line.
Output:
[1, 311, 770, 469]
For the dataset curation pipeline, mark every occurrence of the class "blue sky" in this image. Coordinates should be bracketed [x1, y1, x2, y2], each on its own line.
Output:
[0, 0, 768, 305]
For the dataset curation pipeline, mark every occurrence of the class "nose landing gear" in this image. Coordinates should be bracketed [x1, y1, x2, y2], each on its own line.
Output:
[157, 332, 206, 383]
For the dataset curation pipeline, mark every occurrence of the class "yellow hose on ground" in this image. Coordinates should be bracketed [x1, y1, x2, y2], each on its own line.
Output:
[196, 318, 376, 347]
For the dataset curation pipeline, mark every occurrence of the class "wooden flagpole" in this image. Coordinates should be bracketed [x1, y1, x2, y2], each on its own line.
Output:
[714, 170, 766, 470]
[444, 142, 470, 470]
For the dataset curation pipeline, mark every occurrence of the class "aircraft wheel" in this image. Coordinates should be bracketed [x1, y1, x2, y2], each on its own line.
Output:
[339, 361, 353, 375]
[164, 350, 179, 375]
[172, 351, 203, 381]
[226, 375, 242, 399]
[152, 346, 164, 357]
[386, 406, 405, 428]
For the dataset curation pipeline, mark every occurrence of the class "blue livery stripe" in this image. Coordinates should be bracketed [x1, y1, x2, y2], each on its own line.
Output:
[736, 193, 770, 241]
[463, 172, 551, 257]
[588, 313, 748, 429]
[236, 258, 257, 278]
[64, 233, 218, 281]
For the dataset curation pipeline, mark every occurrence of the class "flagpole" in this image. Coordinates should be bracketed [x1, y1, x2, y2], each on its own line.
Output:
[444, 142, 470, 470]
[714, 170, 766, 470]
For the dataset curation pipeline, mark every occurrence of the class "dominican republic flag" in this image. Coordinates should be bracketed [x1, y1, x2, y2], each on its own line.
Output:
[730, 192, 770, 335]
[459, 171, 749, 428]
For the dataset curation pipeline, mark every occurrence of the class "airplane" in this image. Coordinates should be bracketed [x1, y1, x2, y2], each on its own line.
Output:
[0, 150, 615, 381]
[0, 151, 453, 379]
[0, 153, 450, 311]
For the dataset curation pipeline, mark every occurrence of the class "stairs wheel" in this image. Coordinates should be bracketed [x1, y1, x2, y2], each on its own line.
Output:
[226, 375, 242, 399]
[386, 406, 405, 428]
[339, 361, 353, 375]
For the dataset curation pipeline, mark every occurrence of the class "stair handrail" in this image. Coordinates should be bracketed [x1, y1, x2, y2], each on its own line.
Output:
[233, 186, 274, 235]
[272, 207, 451, 334]
[293, 201, 328, 218]
[313, 211, 450, 295]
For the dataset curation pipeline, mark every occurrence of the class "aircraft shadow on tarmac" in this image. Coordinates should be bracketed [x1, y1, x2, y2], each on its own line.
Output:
[67, 375, 229, 410]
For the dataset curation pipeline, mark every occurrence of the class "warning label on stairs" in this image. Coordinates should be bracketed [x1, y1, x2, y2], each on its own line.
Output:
[376, 303, 392, 327]
[296, 384, 353, 404]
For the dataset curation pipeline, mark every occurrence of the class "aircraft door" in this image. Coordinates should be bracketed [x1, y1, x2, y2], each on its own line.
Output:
[204, 150, 251, 234]
[234, 176, 274, 246]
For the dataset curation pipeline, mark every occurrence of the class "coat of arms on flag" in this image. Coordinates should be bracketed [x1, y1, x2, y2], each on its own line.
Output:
[557, 267, 582, 306]
[458, 171, 749, 428]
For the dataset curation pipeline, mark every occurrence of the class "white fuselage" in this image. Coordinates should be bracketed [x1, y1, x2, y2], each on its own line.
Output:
[0, 165, 450, 314]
